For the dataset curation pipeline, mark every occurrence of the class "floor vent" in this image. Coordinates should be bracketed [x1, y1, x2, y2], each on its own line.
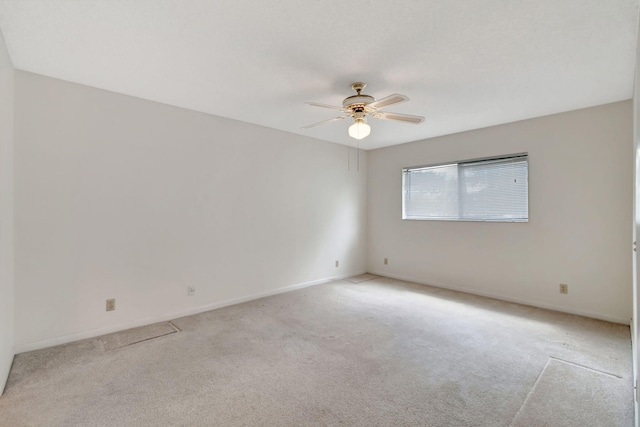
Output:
[98, 321, 181, 351]
[346, 273, 380, 283]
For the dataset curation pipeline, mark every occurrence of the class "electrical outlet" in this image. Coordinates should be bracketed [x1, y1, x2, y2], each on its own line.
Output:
[559, 284, 568, 294]
[106, 298, 115, 311]
[187, 286, 195, 296]
[384, 258, 388, 265]
[335, 260, 339, 268]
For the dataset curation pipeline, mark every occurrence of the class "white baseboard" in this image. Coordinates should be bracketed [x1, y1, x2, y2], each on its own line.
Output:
[369, 271, 631, 326]
[14, 271, 364, 354]
[0, 349, 14, 396]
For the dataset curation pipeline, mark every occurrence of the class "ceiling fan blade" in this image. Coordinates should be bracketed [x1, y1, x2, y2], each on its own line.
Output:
[367, 94, 408, 109]
[302, 116, 348, 129]
[374, 111, 425, 124]
[306, 102, 347, 112]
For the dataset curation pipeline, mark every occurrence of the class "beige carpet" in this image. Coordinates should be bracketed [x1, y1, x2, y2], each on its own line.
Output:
[0, 276, 633, 426]
[511, 358, 629, 426]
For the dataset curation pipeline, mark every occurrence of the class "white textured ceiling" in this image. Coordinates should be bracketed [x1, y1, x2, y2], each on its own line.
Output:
[0, 1, 637, 150]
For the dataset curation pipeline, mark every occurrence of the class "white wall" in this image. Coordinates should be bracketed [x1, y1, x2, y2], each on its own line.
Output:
[0, 30, 14, 394]
[368, 101, 633, 324]
[632, 13, 640, 424]
[14, 71, 367, 351]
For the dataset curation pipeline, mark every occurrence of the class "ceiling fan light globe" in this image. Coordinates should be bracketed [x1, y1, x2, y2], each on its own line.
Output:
[348, 120, 371, 140]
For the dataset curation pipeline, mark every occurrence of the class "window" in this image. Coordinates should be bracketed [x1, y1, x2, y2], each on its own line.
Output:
[402, 154, 528, 222]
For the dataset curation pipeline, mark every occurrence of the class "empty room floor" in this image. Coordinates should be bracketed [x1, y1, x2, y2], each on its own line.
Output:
[0, 276, 633, 426]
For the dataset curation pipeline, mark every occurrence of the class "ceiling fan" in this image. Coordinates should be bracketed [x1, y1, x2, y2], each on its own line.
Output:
[303, 82, 425, 140]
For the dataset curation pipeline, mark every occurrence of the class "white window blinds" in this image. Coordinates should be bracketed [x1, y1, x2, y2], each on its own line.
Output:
[402, 154, 528, 222]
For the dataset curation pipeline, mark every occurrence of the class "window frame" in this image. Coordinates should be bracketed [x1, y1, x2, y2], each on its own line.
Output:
[402, 153, 529, 223]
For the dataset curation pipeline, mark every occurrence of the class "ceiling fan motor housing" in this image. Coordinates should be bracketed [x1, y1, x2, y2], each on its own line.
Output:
[343, 82, 375, 111]
[342, 94, 375, 110]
